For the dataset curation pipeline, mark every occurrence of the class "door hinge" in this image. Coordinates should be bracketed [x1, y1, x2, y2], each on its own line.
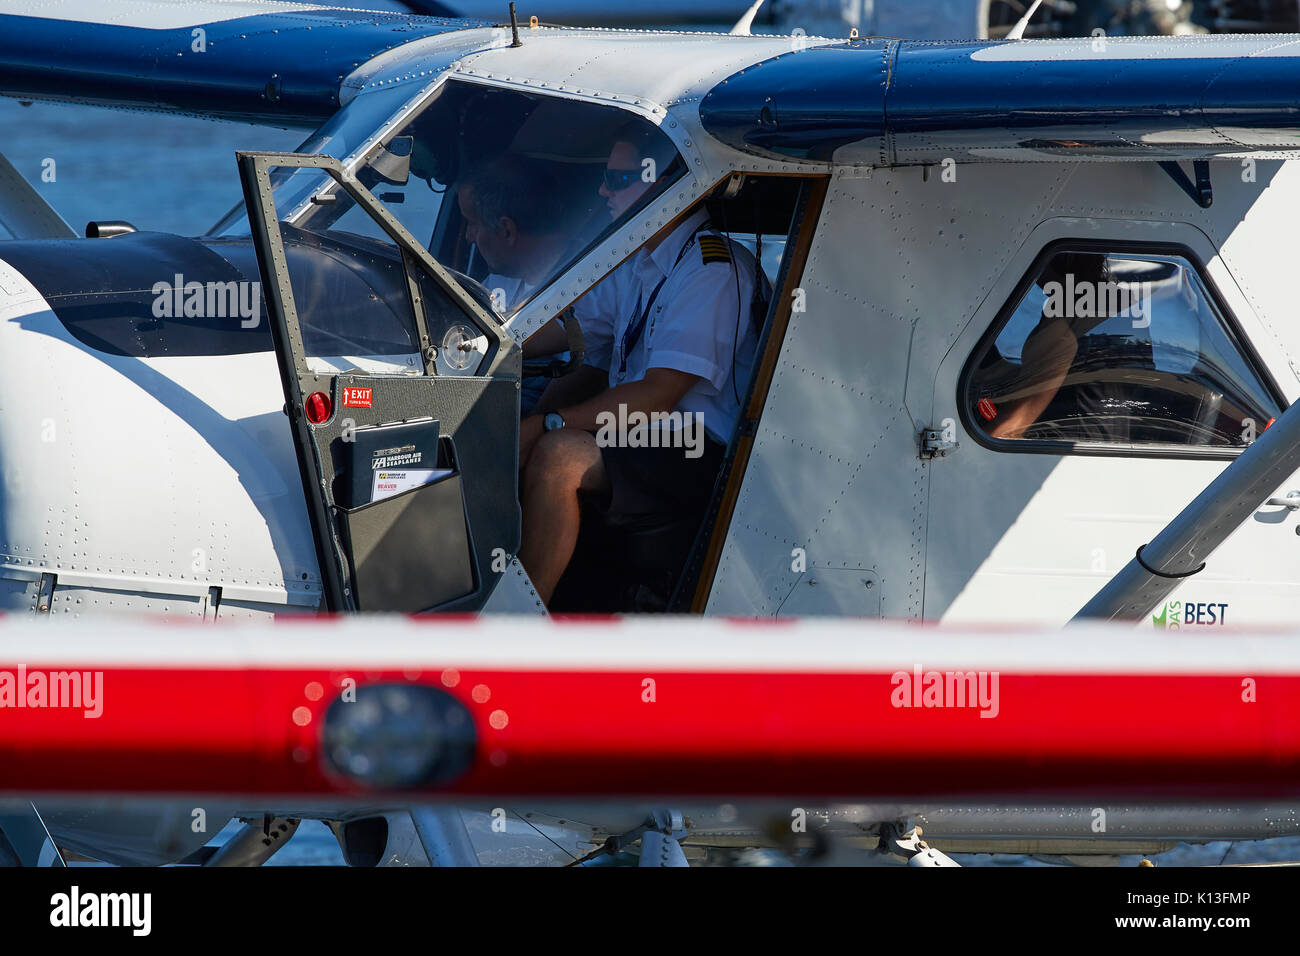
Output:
[204, 586, 223, 621]
[35, 572, 57, 614]
[919, 427, 959, 460]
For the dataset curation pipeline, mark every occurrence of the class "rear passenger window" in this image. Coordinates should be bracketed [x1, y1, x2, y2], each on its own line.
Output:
[964, 247, 1282, 453]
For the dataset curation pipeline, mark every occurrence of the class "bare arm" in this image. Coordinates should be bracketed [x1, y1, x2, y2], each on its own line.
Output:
[989, 317, 1079, 439]
[521, 317, 569, 358]
[532, 365, 607, 415]
[520, 368, 701, 468]
[553, 367, 700, 432]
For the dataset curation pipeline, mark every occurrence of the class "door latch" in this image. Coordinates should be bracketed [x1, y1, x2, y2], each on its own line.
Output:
[919, 427, 959, 460]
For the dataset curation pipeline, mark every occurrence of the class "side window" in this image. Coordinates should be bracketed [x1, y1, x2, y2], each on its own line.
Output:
[964, 247, 1282, 452]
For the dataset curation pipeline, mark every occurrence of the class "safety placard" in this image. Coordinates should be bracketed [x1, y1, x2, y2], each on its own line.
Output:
[342, 387, 373, 408]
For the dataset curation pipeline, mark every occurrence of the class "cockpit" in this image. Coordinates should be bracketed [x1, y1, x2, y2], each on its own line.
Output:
[213, 77, 688, 325]
[206, 73, 820, 615]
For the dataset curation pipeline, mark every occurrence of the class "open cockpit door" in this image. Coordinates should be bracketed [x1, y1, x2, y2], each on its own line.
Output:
[238, 151, 521, 612]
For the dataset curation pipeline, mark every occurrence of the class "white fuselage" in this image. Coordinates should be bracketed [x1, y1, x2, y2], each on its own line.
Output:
[0, 256, 320, 619]
[3, 28, 1300, 629]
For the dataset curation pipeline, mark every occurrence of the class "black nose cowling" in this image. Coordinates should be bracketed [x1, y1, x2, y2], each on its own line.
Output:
[0, 230, 271, 357]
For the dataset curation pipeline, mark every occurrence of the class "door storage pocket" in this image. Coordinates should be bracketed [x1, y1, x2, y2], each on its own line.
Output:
[337, 438, 476, 611]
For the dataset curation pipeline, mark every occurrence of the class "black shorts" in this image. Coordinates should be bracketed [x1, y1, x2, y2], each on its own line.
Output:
[592, 434, 727, 526]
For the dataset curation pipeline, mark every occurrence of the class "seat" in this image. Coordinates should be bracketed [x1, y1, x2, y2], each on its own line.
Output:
[548, 502, 707, 613]
[600, 512, 702, 576]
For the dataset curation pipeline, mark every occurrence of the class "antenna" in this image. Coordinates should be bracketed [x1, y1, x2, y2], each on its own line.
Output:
[729, 0, 766, 36]
[508, 2, 522, 47]
[1005, 0, 1043, 40]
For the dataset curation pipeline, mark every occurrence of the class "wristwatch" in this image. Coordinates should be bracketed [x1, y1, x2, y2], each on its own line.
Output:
[543, 412, 566, 432]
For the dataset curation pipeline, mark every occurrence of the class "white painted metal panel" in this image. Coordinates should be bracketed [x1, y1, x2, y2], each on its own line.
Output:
[777, 569, 880, 617]
[0, 577, 36, 613]
[0, 266, 322, 615]
[47, 586, 205, 618]
[923, 162, 1300, 626]
[708, 163, 1072, 619]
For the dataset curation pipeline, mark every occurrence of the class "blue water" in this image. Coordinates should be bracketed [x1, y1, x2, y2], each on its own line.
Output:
[0, 97, 305, 237]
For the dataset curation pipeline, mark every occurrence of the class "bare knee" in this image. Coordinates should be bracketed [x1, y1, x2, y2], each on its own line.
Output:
[525, 430, 601, 494]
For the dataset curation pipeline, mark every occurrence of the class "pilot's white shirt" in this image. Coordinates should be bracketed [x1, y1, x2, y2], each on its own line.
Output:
[484, 274, 528, 315]
[574, 209, 760, 444]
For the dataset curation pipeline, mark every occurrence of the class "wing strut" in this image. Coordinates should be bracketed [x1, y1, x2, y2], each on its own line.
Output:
[1074, 397, 1300, 621]
[0, 153, 75, 239]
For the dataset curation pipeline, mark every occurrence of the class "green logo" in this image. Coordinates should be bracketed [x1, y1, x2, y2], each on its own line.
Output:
[1152, 600, 1187, 629]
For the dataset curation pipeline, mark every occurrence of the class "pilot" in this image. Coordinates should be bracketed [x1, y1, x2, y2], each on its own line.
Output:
[517, 126, 763, 604]
[457, 155, 574, 413]
[457, 155, 569, 316]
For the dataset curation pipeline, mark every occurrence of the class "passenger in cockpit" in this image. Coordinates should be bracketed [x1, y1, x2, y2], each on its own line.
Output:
[516, 128, 762, 605]
[457, 155, 575, 413]
[457, 155, 569, 316]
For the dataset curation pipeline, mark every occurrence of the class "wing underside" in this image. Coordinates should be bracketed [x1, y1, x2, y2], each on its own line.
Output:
[700, 35, 1300, 165]
[0, 1, 487, 126]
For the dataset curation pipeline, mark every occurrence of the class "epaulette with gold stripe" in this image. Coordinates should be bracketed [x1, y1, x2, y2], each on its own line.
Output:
[698, 234, 732, 265]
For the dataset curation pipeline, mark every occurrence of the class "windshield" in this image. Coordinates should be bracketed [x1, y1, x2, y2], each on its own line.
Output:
[241, 78, 687, 319]
[207, 82, 428, 237]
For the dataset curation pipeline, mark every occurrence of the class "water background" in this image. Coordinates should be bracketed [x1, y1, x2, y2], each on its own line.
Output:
[1, 97, 308, 238]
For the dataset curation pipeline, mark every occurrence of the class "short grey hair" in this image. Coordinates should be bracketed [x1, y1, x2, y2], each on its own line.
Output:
[459, 155, 564, 236]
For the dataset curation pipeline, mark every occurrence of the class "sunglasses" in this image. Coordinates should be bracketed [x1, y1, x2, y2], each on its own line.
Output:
[602, 167, 643, 192]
